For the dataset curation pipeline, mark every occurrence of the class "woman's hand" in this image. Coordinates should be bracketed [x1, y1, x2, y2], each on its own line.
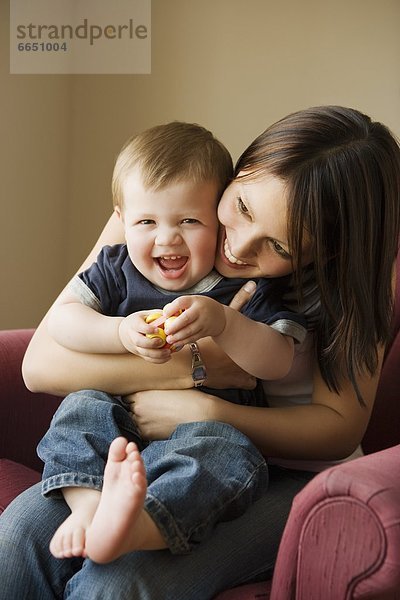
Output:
[126, 389, 222, 440]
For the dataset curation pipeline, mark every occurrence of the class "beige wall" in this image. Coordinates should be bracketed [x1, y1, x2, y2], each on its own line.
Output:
[1, 1, 72, 328]
[2, 0, 400, 328]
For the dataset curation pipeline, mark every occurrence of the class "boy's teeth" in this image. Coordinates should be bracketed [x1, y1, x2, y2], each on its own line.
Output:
[224, 240, 247, 265]
[157, 255, 188, 271]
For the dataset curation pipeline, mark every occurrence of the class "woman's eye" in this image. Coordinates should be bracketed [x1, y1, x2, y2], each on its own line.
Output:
[271, 240, 291, 260]
[237, 197, 249, 214]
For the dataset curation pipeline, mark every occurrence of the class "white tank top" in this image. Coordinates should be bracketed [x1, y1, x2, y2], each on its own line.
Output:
[263, 334, 364, 472]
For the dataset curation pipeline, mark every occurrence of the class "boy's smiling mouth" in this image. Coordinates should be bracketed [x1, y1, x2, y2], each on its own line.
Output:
[155, 256, 188, 278]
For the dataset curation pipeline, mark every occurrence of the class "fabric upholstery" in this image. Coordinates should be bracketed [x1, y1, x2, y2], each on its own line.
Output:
[270, 446, 400, 599]
[0, 329, 62, 472]
[0, 459, 40, 514]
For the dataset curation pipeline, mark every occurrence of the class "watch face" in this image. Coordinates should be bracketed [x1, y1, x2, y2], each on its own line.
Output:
[193, 366, 207, 381]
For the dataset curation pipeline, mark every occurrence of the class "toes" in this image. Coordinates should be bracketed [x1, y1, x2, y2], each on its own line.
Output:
[126, 448, 146, 480]
[126, 448, 141, 463]
[108, 437, 129, 462]
[49, 533, 63, 558]
[50, 529, 73, 559]
[126, 441, 139, 455]
[50, 524, 87, 559]
[71, 526, 86, 557]
[131, 470, 147, 492]
[61, 531, 75, 558]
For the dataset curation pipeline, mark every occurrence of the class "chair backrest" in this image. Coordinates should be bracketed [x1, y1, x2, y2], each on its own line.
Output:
[362, 254, 400, 454]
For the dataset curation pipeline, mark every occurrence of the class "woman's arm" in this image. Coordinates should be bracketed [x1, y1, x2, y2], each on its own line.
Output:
[22, 213, 256, 396]
[132, 265, 395, 457]
[210, 357, 382, 459]
[22, 213, 191, 395]
[131, 346, 384, 461]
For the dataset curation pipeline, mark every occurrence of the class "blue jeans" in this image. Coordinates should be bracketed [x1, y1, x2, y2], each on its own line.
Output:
[37, 390, 269, 553]
[0, 467, 313, 599]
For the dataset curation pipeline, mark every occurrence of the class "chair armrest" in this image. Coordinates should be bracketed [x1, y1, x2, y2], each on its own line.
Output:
[270, 445, 400, 599]
[0, 329, 62, 472]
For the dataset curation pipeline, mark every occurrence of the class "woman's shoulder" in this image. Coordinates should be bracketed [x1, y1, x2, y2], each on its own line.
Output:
[254, 269, 320, 327]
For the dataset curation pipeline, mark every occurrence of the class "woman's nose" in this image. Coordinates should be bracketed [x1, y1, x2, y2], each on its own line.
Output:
[230, 236, 254, 260]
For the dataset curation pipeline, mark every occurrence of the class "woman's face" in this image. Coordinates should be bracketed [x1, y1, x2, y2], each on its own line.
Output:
[215, 173, 309, 279]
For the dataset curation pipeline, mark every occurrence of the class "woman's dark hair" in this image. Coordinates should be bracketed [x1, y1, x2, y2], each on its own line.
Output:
[236, 106, 400, 403]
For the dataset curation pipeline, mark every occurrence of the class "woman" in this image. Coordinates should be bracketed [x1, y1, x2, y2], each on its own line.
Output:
[1, 106, 399, 599]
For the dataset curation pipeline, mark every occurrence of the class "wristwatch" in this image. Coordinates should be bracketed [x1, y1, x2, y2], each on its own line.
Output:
[189, 342, 207, 387]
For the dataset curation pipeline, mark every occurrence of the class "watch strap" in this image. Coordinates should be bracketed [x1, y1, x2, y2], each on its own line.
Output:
[189, 342, 207, 387]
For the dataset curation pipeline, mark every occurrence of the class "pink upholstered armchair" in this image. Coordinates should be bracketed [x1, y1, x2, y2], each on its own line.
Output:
[1, 266, 400, 600]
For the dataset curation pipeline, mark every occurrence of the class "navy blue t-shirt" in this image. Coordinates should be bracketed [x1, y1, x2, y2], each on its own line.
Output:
[75, 244, 307, 406]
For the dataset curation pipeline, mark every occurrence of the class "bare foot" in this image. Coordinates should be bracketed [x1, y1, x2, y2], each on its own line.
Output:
[85, 437, 150, 563]
[49, 490, 100, 559]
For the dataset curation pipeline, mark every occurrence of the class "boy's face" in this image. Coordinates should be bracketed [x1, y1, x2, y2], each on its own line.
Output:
[117, 170, 220, 291]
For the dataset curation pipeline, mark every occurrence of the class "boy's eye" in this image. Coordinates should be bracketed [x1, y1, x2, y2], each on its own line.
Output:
[138, 219, 155, 225]
[181, 218, 200, 224]
[237, 197, 249, 214]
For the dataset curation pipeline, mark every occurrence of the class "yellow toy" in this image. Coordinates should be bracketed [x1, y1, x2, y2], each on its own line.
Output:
[145, 311, 183, 352]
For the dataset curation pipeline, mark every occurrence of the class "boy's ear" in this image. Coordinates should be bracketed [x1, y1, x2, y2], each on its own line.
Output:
[114, 206, 122, 220]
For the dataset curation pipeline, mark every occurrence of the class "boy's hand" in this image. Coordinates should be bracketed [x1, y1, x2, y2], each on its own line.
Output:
[118, 310, 172, 364]
[162, 296, 227, 346]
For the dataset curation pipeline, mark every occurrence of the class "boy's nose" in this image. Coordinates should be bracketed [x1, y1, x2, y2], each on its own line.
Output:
[155, 228, 182, 247]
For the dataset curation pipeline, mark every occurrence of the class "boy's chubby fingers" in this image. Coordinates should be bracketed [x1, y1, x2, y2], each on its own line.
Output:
[229, 281, 256, 311]
[163, 309, 192, 337]
[163, 298, 188, 317]
[143, 354, 172, 364]
[141, 334, 167, 349]
[136, 345, 172, 363]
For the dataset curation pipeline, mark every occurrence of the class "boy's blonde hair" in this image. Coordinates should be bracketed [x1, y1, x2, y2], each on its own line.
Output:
[112, 121, 233, 209]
